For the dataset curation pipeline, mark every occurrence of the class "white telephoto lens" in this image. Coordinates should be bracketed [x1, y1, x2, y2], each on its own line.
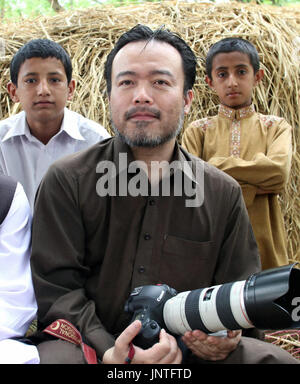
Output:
[198, 285, 226, 332]
[230, 281, 252, 328]
[163, 291, 192, 335]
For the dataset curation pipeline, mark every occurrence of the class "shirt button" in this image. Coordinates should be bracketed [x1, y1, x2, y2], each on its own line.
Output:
[149, 199, 156, 206]
[138, 266, 145, 273]
[144, 233, 151, 240]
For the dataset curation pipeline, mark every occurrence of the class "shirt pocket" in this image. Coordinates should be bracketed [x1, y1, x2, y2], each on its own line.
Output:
[159, 234, 216, 292]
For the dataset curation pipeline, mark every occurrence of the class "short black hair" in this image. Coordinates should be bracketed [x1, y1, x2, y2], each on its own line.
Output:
[10, 39, 72, 85]
[206, 37, 260, 79]
[104, 24, 197, 95]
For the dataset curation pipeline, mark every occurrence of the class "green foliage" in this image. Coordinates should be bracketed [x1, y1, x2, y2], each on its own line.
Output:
[0, 0, 299, 22]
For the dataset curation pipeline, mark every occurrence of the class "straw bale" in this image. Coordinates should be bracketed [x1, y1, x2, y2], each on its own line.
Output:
[0, 1, 299, 262]
[265, 329, 300, 360]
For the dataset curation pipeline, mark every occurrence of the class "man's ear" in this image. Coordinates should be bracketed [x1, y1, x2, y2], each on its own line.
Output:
[67, 79, 76, 101]
[7, 82, 20, 103]
[254, 69, 264, 86]
[183, 89, 193, 114]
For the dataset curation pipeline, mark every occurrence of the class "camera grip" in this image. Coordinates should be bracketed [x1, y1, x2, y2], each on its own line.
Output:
[133, 320, 161, 349]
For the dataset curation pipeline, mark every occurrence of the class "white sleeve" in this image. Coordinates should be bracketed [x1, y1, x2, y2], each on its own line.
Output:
[0, 182, 37, 340]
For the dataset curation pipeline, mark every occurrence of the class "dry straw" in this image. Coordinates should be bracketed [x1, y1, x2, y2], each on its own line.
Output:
[1, 0, 299, 359]
[0, 2, 299, 258]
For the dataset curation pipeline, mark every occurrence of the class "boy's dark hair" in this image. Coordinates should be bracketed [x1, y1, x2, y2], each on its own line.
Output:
[104, 24, 197, 96]
[10, 39, 72, 85]
[206, 37, 260, 79]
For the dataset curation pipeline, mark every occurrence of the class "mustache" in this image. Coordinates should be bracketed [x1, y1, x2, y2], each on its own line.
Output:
[125, 107, 161, 120]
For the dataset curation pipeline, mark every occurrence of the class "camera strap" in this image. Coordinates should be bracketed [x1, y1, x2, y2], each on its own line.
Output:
[43, 319, 98, 364]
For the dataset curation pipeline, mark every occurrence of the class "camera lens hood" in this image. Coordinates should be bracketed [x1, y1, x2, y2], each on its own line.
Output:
[244, 263, 300, 330]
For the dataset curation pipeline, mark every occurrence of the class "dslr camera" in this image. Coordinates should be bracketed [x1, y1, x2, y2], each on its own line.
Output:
[125, 264, 300, 349]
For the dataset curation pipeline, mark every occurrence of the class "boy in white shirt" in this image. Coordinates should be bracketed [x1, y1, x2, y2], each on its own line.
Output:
[0, 39, 110, 210]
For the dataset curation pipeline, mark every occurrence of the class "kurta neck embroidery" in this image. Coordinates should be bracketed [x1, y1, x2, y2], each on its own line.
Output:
[218, 104, 256, 158]
[230, 120, 241, 157]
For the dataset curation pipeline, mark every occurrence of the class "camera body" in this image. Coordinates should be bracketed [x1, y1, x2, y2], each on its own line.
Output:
[124, 284, 177, 348]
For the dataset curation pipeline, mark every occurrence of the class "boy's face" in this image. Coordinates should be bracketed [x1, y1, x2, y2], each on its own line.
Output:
[206, 51, 263, 109]
[8, 57, 75, 127]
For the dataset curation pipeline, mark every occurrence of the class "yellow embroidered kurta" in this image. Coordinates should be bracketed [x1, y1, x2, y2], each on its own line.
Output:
[182, 104, 292, 270]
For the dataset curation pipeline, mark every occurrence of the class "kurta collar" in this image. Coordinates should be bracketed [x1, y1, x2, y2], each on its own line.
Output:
[218, 104, 255, 120]
[112, 136, 197, 184]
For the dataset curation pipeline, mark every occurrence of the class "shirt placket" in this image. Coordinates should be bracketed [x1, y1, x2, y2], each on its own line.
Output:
[131, 196, 158, 288]
[230, 119, 241, 158]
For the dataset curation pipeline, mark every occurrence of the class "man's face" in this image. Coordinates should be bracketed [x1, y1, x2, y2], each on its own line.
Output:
[109, 40, 193, 147]
[206, 51, 263, 109]
[8, 57, 75, 127]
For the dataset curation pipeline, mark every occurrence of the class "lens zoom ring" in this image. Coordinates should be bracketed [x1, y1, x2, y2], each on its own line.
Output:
[185, 289, 210, 334]
[216, 283, 241, 330]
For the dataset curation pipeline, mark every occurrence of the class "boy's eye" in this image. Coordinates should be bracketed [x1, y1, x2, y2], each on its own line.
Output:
[238, 69, 247, 75]
[50, 78, 61, 83]
[25, 78, 36, 84]
[217, 72, 226, 78]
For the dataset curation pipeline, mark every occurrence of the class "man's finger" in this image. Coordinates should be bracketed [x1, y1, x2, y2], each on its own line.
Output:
[116, 320, 142, 347]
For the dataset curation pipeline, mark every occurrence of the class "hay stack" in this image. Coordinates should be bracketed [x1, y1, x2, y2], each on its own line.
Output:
[0, 1, 299, 261]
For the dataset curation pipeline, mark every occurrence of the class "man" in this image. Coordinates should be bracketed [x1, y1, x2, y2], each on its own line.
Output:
[31, 25, 299, 364]
[0, 39, 110, 210]
[0, 175, 38, 363]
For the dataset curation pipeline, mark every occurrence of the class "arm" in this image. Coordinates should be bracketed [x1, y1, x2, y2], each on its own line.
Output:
[31, 165, 115, 359]
[181, 121, 205, 158]
[181, 182, 260, 361]
[208, 119, 292, 194]
[0, 183, 39, 364]
[0, 183, 36, 339]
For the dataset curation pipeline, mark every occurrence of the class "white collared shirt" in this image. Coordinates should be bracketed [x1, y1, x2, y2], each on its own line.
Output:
[0, 182, 39, 363]
[0, 108, 110, 210]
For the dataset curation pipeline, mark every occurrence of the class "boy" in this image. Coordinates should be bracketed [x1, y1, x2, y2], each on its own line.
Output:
[0, 39, 110, 210]
[182, 37, 292, 270]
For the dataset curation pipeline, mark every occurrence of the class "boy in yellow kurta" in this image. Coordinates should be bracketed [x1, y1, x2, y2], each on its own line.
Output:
[182, 38, 292, 270]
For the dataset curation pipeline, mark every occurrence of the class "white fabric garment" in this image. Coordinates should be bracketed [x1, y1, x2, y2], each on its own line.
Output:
[0, 108, 110, 210]
[0, 182, 39, 364]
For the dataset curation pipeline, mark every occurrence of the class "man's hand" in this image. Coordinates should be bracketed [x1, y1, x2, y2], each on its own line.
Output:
[102, 320, 182, 364]
[182, 329, 241, 361]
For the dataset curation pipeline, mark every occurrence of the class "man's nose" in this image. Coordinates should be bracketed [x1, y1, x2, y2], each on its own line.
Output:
[37, 79, 51, 95]
[133, 85, 153, 105]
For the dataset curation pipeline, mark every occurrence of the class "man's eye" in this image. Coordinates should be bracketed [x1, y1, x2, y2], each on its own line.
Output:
[217, 72, 226, 78]
[154, 80, 168, 85]
[50, 78, 61, 83]
[120, 80, 133, 86]
[25, 79, 36, 84]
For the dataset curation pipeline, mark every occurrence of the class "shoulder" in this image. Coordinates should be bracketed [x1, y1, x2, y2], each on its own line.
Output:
[0, 111, 25, 138]
[67, 109, 110, 140]
[187, 116, 215, 132]
[0, 177, 28, 226]
[47, 136, 114, 181]
[258, 113, 285, 128]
